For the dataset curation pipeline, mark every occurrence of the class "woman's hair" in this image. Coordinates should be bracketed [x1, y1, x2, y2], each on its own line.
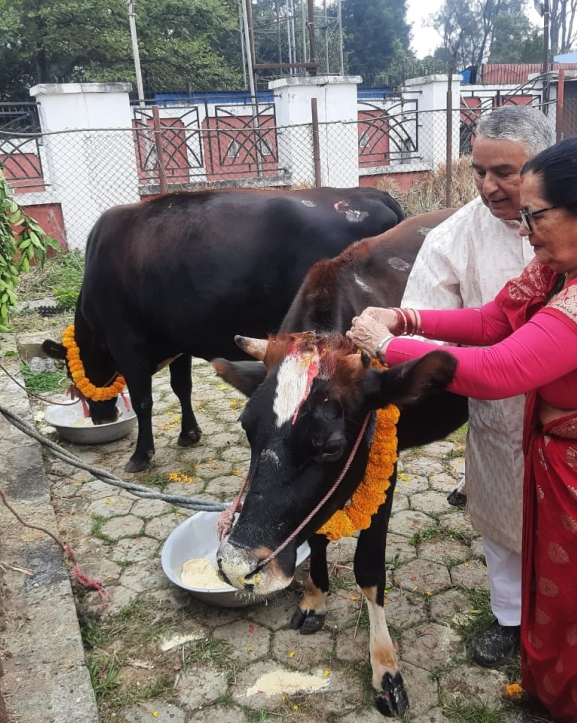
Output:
[521, 137, 577, 213]
[476, 105, 554, 156]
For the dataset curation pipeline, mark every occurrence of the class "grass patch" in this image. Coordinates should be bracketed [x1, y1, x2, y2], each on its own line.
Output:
[87, 652, 121, 699]
[441, 693, 503, 723]
[246, 712, 273, 723]
[78, 599, 183, 715]
[410, 525, 473, 547]
[135, 472, 170, 493]
[21, 365, 67, 394]
[450, 586, 493, 647]
[90, 515, 114, 543]
[182, 636, 234, 670]
[16, 249, 84, 303]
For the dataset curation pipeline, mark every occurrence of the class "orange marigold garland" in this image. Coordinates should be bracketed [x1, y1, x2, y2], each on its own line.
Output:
[317, 403, 400, 541]
[62, 324, 126, 402]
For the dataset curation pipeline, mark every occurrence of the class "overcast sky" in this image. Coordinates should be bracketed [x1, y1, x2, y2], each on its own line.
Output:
[406, 0, 545, 59]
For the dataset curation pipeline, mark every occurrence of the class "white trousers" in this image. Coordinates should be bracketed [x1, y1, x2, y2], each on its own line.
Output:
[482, 537, 522, 627]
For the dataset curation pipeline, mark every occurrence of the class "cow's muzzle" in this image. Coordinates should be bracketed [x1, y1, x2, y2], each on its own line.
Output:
[216, 539, 294, 595]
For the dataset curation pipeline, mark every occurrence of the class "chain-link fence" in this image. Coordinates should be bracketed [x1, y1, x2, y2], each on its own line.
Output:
[0, 81, 561, 251]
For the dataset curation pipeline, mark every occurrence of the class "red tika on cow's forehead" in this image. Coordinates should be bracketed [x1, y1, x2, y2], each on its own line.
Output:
[267, 332, 354, 376]
[270, 333, 361, 427]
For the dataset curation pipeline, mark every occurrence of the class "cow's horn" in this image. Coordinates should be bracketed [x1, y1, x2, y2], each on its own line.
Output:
[235, 335, 268, 361]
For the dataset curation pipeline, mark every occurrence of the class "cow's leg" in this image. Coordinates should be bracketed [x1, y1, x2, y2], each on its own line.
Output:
[124, 369, 155, 474]
[169, 354, 202, 446]
[355, 491, 408, 717]
[290, 534, 329, 635]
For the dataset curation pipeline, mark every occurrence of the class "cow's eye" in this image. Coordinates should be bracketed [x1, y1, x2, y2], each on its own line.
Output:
[317, 435, 345, 462]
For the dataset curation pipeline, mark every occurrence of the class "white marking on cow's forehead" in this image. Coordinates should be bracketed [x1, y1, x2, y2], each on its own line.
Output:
[260, 449, 280, 467]
[387, 256, 411, 272]
[354, 273, 372, 293]
[273, 350, 319, 428]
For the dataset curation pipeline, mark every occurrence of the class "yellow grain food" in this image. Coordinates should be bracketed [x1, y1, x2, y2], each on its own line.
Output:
[181, 557, 230, 589]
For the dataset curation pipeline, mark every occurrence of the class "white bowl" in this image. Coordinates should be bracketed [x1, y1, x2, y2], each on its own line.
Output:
[161, 511, 311, 608]
[44, 394, 136, 444]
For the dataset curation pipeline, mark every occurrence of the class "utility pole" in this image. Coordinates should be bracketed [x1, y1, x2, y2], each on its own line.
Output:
[241, 0, 257, 98]
[535, 0, 551, 113]
[127, 0, 145, 107]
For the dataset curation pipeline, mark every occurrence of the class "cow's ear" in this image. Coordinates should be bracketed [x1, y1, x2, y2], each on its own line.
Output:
[212, 359, 267, 398]
[359, 351, 457, 409]
[42, 339, 67, 361]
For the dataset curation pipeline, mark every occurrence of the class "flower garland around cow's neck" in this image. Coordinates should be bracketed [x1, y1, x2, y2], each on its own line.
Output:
[317, 402, 399, 541]
[62, 325, 126, 402]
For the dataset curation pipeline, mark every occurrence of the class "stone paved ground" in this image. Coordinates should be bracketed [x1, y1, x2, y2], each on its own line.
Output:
[1, 331, 554, 723]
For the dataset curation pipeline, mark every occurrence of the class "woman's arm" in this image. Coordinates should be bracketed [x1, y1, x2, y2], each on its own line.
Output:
[417, 301, 512, 345]
[385, 309, 577, 400]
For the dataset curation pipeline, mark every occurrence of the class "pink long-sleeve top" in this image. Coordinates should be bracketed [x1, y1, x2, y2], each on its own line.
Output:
[385, 297, 577, 407]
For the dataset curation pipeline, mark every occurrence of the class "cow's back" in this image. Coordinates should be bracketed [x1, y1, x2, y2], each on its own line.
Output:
[80, 187, 404, 362]
[280, 208, 456, 334]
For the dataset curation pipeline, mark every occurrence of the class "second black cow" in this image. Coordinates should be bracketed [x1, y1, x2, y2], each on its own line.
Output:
[43, 186, 403, 472]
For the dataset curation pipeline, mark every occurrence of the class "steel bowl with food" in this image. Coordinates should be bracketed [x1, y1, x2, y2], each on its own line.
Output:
[161, 511, 311, 608]
[44, 394, 136, 444]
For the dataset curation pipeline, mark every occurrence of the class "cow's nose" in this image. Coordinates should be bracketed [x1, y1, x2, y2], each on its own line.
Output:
[216, 540, 264, 590]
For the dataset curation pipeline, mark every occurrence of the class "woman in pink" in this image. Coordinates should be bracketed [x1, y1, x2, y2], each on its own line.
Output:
[348, 136, 577, 722]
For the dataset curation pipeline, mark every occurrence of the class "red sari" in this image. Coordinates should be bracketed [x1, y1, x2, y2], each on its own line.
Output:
[521, 396, 577, 720]
[386, 257, 577, 718]
[501, 262, 577, 721]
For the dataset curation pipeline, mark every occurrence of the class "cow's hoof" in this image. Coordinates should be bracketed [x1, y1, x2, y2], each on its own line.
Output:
[177, 429, 202, 447]
[374, 671, 408, 717]
[290, 607, 325, 634]
[124, 457, 151, 473]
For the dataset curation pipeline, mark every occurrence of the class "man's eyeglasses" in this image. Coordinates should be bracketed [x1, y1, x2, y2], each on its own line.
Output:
[518, 206, 558, 231]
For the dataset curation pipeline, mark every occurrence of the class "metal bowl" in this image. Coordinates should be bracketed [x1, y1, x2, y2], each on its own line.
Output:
[161, 511, 310, 608]
[44, 395, 136, 444]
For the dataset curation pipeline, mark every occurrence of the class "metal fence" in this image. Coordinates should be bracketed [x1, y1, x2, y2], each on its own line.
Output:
[0, 82, 562, 251]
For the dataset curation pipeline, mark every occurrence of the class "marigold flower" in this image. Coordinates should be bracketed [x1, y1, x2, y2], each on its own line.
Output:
[505, 683, 523, 700]
[317, 405, 399, 541]
[62, 324, 126, 402]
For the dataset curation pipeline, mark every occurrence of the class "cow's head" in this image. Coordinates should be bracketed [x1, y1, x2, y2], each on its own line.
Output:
[42, 337, 120, 425]
[213, 332, 457, 596]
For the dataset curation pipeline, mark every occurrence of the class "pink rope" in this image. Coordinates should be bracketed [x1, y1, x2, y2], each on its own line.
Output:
[0, 485, 107, 599]
[217, 473, 249, 541]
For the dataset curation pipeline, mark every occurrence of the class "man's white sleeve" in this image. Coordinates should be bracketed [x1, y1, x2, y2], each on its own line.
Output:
[401, 225, 464, 311]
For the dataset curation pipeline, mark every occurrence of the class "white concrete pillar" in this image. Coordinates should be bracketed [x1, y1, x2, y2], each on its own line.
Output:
[29, 83, 140, 250]
[402, 74, 461, 167]
[270, 75, 362, 187]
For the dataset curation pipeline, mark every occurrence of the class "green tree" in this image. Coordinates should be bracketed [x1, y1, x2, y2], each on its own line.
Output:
[0, 165, 58, 330]
[341, 0, 411, 86]
[489, 17, 542, 63]
[550, 0, 577, 55]
[0, 0, 244, 101]
[432, 0, 539, 69]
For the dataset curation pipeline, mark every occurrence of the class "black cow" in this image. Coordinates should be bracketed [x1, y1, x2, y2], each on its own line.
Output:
[212, 210, 468, 718]
[42, 186, 403, 472]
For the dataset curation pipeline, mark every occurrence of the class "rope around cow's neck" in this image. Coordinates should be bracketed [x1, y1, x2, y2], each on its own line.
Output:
[218, 412, 371, 571]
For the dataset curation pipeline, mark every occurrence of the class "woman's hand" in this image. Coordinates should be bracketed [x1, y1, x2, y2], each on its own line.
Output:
[347, 307, 397, 357]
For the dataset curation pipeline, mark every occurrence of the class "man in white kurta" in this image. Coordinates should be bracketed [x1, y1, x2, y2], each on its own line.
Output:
[401, 105, 553, 668]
